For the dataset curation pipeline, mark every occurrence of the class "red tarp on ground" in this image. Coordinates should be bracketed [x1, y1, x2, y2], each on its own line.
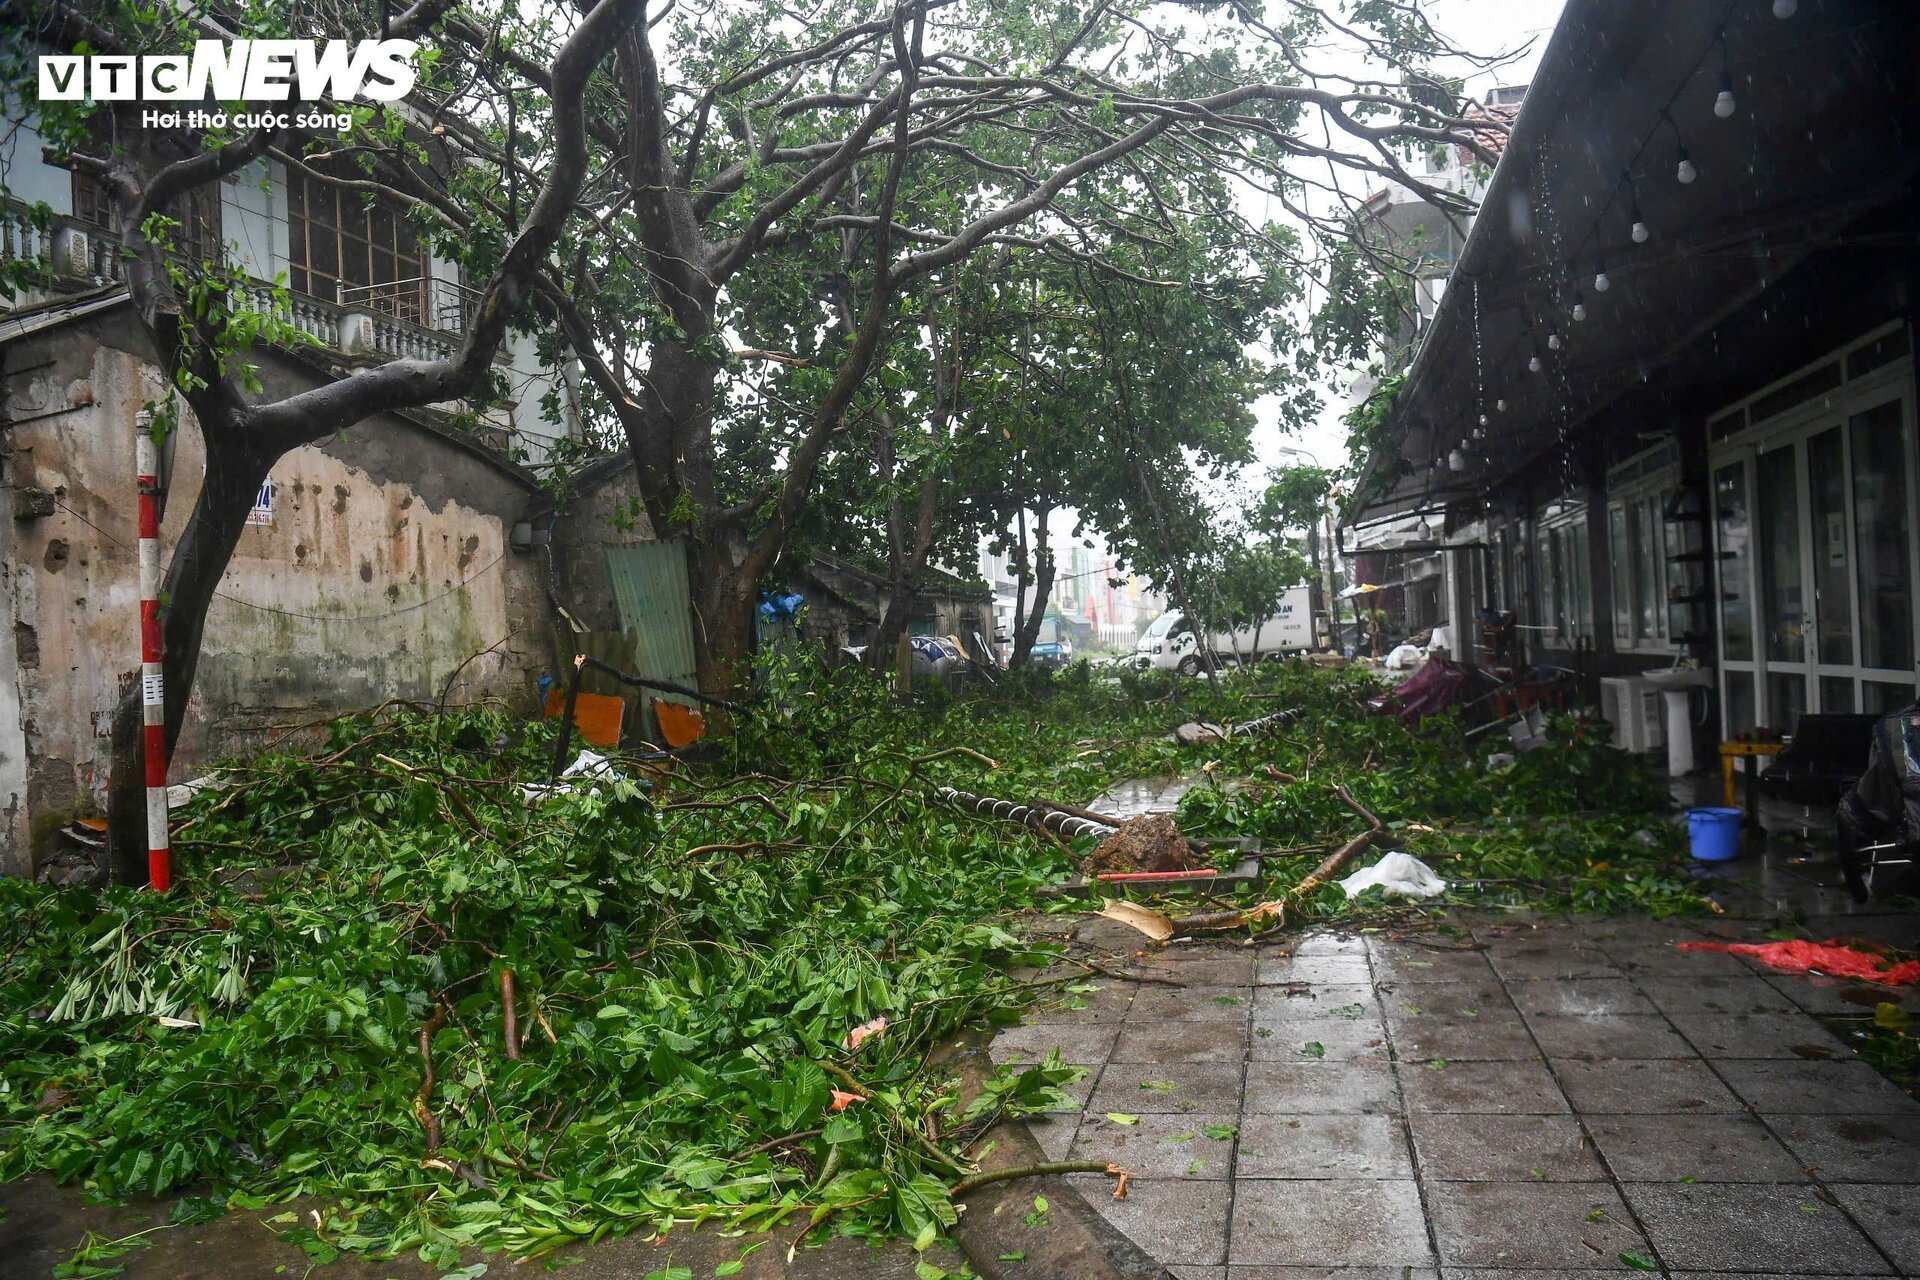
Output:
[1677, 939, 1920, 985]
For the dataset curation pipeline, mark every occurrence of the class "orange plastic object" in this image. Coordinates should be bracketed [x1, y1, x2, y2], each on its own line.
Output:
[653, 699, 706, 749]
[1677, 939, 1920, 985]
[543, 689, 625, 748]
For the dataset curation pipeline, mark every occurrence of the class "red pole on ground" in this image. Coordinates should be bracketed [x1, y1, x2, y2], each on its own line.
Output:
[136, 413, 170, 891]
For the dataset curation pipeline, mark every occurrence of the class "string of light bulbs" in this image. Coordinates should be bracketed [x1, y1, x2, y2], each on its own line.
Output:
[1409, 0, 1799, 498]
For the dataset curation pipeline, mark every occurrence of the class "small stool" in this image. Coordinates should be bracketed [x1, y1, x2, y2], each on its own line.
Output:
[1719, 739, 1784, 833]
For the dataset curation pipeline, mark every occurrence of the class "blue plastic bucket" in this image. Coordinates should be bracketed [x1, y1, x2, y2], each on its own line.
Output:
[1686, 807, 1743, 862]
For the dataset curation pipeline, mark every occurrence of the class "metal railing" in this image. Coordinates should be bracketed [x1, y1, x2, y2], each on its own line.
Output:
[1, 200, 478, 367]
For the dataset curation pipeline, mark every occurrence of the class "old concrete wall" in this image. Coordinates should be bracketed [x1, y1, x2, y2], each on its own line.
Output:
[0, 308, 554, 869]
[547, 458, 657, 632]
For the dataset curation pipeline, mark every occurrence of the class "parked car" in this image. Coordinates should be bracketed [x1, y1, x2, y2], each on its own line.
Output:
[1030, 638, 1073, 670]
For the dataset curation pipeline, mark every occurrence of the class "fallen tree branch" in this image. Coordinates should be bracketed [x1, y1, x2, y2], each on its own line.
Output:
[413, 1003, 450, 1154]
[950, 1159, 1125, 1197]
[501, 970, 520, 1061]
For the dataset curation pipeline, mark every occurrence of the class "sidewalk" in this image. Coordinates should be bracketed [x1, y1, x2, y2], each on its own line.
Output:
[996, 891, 1920, 1276]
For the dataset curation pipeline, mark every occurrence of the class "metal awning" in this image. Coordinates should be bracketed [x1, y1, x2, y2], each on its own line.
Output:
[1351, 0, 1920, 523]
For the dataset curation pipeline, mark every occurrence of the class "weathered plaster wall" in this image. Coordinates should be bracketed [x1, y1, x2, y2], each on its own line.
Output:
[0, 311, 554, 869]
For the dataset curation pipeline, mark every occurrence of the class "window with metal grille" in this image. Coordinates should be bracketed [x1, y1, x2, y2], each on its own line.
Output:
[285, 166, 425, 324]
[71, 170, 223, 266]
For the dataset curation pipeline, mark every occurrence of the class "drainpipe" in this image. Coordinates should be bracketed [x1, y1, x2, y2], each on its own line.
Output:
[136, 412, 170, 891]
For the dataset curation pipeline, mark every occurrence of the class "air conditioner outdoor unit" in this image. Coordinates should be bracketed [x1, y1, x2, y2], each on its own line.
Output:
[1600, 676, 1665, 755]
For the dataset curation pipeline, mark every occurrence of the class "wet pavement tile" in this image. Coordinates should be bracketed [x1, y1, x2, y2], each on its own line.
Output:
[1248, 1016, 1388, 1064]
[1585, 1112, 1809, 1182]
[1631, 974, 1799, 1014]
[1507, 978, 1658, 1018]
[1765, 973, 1920, 1017]
[1551, 1058, 1744, 1114]
[1379, 981, 1515, 1022]
[1396, 1056, 1568, 1114]
[1152, 949, 1259, 986]
[1605, 942, 1758, 977]
[1076, 1176, 1231, 1267]
[988, 1023, 1118, 1065]
[1714, 1057, 1920, 1114]
[1484, 944, 1626, 983]
[1286, 933, 1370, 957]
[1769, 1113, 1920, 1182]
[1389, 1015, 1540, 1063]
[1234, 1113, 1412, 1179]
[1526, 1014, 1696, 1060]
[1622, 1181, 1894, 1273]
[1254, 954, 1373, 986]
[1666, 1012, 1850, 1060]
[1242, 1061, 1400, 1114]
[1248, 982, 1377, 1020]
[1228, 1179, 1432, 1267]
[1827, 1182, 1920, 1273]
[1368, 942, 1496, 985]
[1023, 979, 1139, 1024]
[1424, 1182, 1647, 1270]
[1027, 1111, 1077, 1160]
[1128, 984, 1255, 1023]
[1112, 1019, 1247, 1064]
[1070, 1111, 1238, 1178]
[1089, 1061, 1244, 1115]
[1409, 1112, 1603, 1181]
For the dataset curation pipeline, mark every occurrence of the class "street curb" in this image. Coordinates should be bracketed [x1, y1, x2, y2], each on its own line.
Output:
[935, 1031, 1172, 1280]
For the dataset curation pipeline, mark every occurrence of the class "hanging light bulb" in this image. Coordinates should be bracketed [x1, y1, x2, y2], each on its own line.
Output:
[1471, 424, 1486, 441]
[1415, 517, 1433, 540]
[1593, 261, 1612, 292]
[1572, 291, 1588, 322]
[1448, 448, 1466, 473]
[1772, 0, 1797, 16]
[1632, 215, 1650, 244]
[1478, 412, 1490, 426]
[1715, 78, 1737, 119]
[1675, 144, 1697, 184]
[1547, 331, 1563, 351]
[1496, 397, 1507, 411]
[1528, 347, 1544, 373]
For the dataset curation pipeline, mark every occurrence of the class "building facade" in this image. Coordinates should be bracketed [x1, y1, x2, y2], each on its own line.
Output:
[1344, 0, 1919, 759]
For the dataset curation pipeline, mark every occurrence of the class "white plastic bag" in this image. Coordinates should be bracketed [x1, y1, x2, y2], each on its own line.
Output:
[1384, 643, 1424, 671]
[1337, 851, 1449, 899]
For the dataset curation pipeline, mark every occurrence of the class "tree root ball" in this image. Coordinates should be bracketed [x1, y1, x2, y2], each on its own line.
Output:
[1082, 814, 1199, 877]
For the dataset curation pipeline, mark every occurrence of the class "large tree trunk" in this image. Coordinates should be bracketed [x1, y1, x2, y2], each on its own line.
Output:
[105, 433, 276, 882]
[685, 533, 758, 710]
[1009, 506, 1053, 669]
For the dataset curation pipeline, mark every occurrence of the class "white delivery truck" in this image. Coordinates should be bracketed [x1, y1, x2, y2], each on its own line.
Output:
[1133, 587, 1315, 674]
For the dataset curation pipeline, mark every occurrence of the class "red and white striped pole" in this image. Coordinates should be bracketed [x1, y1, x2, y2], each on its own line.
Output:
[135, 411, 171, 892]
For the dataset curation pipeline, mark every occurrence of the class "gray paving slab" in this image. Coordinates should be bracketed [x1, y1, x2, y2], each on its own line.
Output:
[1764, 973, 1920, 1017]
[1023, 979, 1139, 1024]
[1248, 983, 1378, 1020]
[1631, 974, 1800, 1014]
[1551, 1058, 1744, 1114]
[1769, 1113, 1920, 1182]
[1397, 1056, 1568, 1114]
[1254, 954, 1373, 986]
[1088, 1061, 1244, 1115]
[1507, 978, 1660, 1018]
[1409, 1111, 1604, 1181]
[1228, 1179, 1432, 1267]
[1586, 1112, 1810, 1182]
[1112, 1019, 1247, 1064]
[1485, 944, 1626, 982]
[1622, 1181, 1894, 1274]
[987, 1022, 1119, 1065]
[1148, 950, 1258, 985]
[1285, 934, 1370, 957]
[1075, 1176, 1231, 1267]
[1667, 1012, 1852, 1060]
[1070, 1112, 1239, 1178]
[1827, 1183, 1920, 1274]
[1128, 984, 1254, 1023]
[1027, 1111, 1078, 1160]
[1424, 1182, 1648, 1270]
[1247, 1015, 1389, 1063]
[1233, 1270, 1437, 1279]
[1603, 941, 1759, 977]
[1368, 941, 1497, 984]
[1242, 1061, 1400, 1114]
[1715, 1057, 1920, 1114]
[1234, 1113, 1412, 1179]
[1390, 1015, 1543, 1062]
[1527, 1014, 1696, 1060]
[1379, 980, 1516, 1021]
